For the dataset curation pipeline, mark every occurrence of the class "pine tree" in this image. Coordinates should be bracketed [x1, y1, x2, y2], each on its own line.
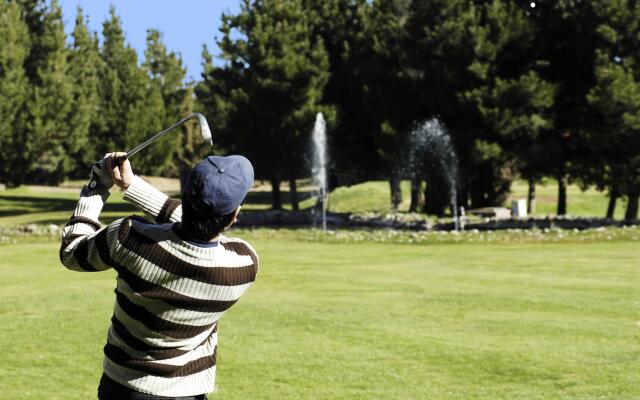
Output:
[303, 0, 378, 186]
[364, 0, 416, 210]
[406, 1, 555, 213]
[67, 6, 102, 177]
[406, 0, 488, 213]
[530, 0, 608, 215]
[0, 1, 31, 186]
[584, 1, 640, 220]
[144, 29, 186, 120]
[16, 0, 46, 84]
[125, 83, 167, 176]
[198, 0, 331, 209]
[142, 29, 187, 175]
[461, 1, 556, 212]
[23, 0, 74, 184]
[98, 6, 154, 173]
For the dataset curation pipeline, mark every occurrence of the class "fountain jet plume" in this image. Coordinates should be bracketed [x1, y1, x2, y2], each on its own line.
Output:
[402, 118, 460, 230]
[312, 112, 328, 231]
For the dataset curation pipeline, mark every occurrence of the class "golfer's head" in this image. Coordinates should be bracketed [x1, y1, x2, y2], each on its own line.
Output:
[181, 155, 254, 240]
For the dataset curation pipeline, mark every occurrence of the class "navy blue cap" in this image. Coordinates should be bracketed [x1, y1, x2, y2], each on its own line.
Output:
[182, 155, 254, 217]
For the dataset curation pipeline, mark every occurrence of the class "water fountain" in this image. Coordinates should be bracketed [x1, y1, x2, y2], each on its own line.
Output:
[404, 118, 460, 230]
[311, 112, 327, 231]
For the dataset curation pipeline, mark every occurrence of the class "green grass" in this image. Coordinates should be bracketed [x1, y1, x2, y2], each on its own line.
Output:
[330, 179, 624, 217]
[0, 185, 135, 227]
[0, 178, 625, 227]
[507, 179, 628, 219]
[0, 233, 638, 399]
[327, 180, 412, 213]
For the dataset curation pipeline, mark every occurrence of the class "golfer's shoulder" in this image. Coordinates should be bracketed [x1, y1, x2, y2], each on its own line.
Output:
[108, 215, 157, 243]
[219, 236, 259, 265]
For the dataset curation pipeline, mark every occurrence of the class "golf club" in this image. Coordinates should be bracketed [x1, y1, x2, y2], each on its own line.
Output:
[90, 113, 213, 188]
[124, 112, 212, 160]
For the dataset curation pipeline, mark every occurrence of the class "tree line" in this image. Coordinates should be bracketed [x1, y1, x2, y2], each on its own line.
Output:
[1, 0, 639, 219]
[0, 0, 201, 187]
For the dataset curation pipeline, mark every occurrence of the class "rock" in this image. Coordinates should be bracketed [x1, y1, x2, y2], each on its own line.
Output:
[24, 224, 39, 233]
[469, 207, 511, 220]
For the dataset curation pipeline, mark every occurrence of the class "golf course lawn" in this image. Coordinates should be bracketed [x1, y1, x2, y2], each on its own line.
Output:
[0, 235, 638, 399]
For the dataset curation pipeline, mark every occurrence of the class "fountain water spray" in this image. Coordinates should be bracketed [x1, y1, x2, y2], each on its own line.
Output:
[311, 112, 327, 231]
[405, 118, 460, 230]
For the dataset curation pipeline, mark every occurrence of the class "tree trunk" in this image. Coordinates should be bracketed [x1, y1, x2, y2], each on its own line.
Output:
[557, 165, 567, 215]
[424, 173, 450, 216]
[459, 182, 470, 211]
[289, 179, 299, 211]
[389, 177, 402, 211]
[527, 177, 536, 215]
[409, 178, 424, 212]
[624, 188, 639, 220]
[271, 178, 282, 210]
[606, 185, 619, 219]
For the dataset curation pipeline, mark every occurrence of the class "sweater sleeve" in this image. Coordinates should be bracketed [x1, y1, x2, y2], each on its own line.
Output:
[122, 175, 182, 224]
[60, 186, 120, 272]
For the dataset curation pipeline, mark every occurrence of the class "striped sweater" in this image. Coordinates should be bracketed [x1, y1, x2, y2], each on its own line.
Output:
[59, 176, 259, 397]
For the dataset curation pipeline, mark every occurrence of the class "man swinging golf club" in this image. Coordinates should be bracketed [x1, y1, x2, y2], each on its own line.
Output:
[59, 151, 258, 399]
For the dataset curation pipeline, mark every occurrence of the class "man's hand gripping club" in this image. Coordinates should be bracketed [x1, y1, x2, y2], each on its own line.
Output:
[88, 153, 133, 191]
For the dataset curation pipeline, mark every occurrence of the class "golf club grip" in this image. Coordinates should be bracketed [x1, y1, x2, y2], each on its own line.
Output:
[113, 155, 128, 166]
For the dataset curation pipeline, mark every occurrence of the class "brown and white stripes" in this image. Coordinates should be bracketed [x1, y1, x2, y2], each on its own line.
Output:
[60, 176, 258, 397]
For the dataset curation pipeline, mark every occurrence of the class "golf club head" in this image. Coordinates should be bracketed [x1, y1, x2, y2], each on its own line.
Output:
[193, 113, 213, 146]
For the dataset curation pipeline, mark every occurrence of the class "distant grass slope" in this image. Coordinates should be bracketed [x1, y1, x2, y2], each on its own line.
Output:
[0, 235, 638, 399]
[507, 180, 628, 219]
[326, 180, 412, 213]
[327, 179, 620, 217]
[0, 178, 625, 227]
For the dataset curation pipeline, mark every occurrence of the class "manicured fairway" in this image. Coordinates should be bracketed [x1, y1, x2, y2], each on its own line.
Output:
[0, 234, 638, 399]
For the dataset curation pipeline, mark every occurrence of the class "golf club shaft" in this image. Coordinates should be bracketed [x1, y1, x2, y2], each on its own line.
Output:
[125, 114, 196, 159]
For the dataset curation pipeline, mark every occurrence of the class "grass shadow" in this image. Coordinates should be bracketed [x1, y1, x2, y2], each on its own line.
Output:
[0, 195, 136, 218]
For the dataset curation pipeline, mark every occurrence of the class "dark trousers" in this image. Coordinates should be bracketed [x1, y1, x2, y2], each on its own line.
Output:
[98, 374, 208, 400]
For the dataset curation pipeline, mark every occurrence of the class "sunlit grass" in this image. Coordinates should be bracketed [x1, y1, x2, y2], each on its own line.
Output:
[507, 179, 628, 219]
[0, 178, 627, 228]
[0, 233, 638, 399]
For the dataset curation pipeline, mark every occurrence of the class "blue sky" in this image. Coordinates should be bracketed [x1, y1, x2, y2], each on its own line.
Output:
[58, 0, 241, 81]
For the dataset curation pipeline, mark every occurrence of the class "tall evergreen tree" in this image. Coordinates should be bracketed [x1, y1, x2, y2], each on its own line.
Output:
[99, 6, 158, 174]
[198, 0, 331, 209]
[584, 1, 640, 219]
[0, 0, 31, 186]
[406, 1, 556, 214]
[176, 84, 203, 186]
[23, 0, 74, 183]
[364, 0, 418, 210]
[530, 1, 606, 215]
[125, 82, 167, 176]
[67, 6, 102, 177]
[144, 29, 186, 119]
[143, 29, 187, 175]
[177, 45, 218, 186]
[303, 0, 379, 186]
[461, 1, 556, 212]
[16, 0, 46, 84]
[407, 1, 495, 213]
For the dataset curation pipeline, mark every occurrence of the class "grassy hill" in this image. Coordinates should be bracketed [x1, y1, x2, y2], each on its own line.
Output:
[323, 179, 623, 218]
